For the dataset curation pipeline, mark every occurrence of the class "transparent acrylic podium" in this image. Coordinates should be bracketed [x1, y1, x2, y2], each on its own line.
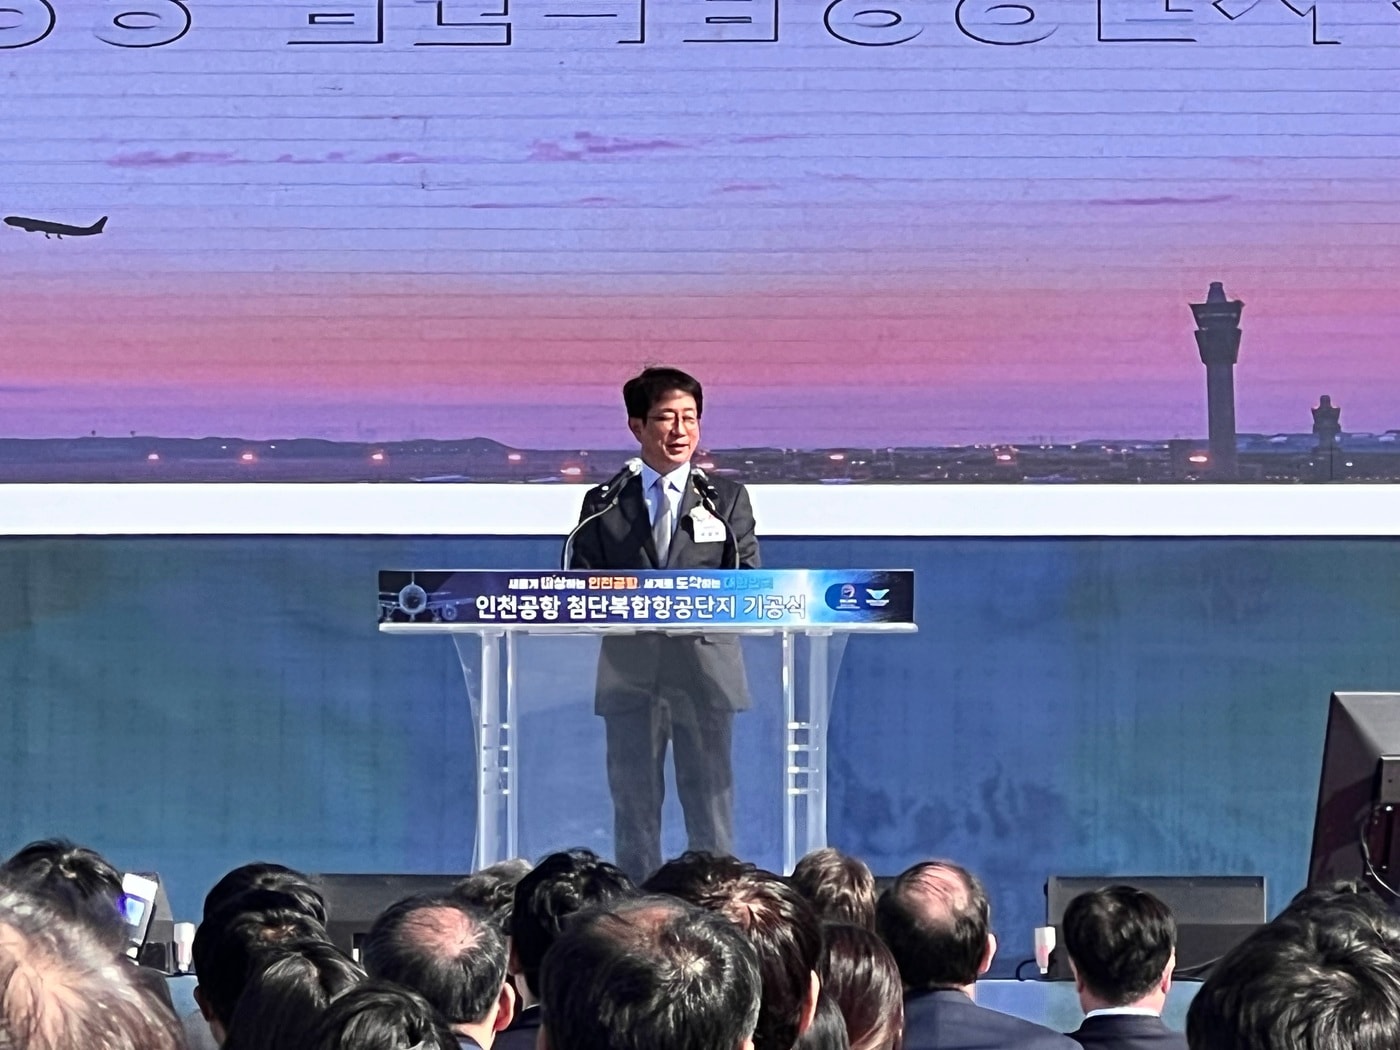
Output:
[378, 569, 916, 874]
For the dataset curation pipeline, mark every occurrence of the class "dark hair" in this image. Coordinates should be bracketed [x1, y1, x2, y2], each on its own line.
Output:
[875, 861, 988, 990]
[203, 862, 328, 925]
[307, 980, 459, 1050]
[192, 888, 331, 1028]
[793, 992, 849, 1050]
[1061, 885, 1175, 1006]
[819, 923, 902, 1050]
[539, 896, 761, 1050]
[622, 367, 704, 421]
[791, 849, 877, 931]
[223, 940, 365, 1050]
[510, 848, 636, 996]
[362, 895, 507, 1026]
[1186, 901, 1400, 1050]
[645, 852, 822, 1050]
[0, 879, 185, 1050]
[451, 858, 533, 934]
[1, 839, 126, 951]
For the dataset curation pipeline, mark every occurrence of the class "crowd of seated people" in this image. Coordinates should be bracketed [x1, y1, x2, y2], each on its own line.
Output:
[3, 836, 1400, 1050]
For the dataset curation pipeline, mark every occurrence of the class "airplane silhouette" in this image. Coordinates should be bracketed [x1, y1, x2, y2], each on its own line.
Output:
[4, 215, 108, 239]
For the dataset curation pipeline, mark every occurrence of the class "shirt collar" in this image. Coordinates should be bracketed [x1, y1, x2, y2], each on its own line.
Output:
[639, 460, 690, 494]
[1084, 1007, 1161, 1019]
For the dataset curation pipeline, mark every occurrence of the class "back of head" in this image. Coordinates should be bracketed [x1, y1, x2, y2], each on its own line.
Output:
[792, 992, 849, 1050]
[1061, 885, 1175, 1006]
[362, 895, 506, 1027]
[223, 940, 365, 1050]
[1186, 890, 1400, 1050]
[791, 849, 877, 931]
[451, 858, 532, 934]
[875, 861, 989, 990]
[203, 862, 328, 925]
[1, 839, 125, 952]
[819, 924, 902, 1050]
[645, 852, 822, 1050]
[0, 880, 184, 1050]
[511, 848, 636, 995]
[539, 896, 761, 1050]
[622, 366, 704, 420]
[192, 887, 331, 1031]
[307, 980, 458, 1050]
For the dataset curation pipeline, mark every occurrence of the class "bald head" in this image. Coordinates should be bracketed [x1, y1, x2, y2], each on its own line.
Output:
[362, 895, 508, 1028]
[875, 862, 991, 990]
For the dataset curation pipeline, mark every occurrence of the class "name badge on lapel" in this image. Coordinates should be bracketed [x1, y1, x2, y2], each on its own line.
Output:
[689, 505, 727, 544]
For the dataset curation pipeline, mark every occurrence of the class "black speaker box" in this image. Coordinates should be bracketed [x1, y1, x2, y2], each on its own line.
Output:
[315, 873, 464, 959]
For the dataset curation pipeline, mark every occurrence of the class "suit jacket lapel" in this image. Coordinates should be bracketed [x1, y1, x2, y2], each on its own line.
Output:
[616, 476, 659, 569]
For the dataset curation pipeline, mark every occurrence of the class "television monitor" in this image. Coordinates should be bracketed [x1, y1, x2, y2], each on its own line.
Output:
[1309, 691, 1400, 897]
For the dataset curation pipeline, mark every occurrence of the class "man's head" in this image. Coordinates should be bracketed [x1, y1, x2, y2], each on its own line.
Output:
[361, 895, 514, 1046]
[623, 367, 704, 473]
[222, 940, 365, 1050]
[451, 858, 532, 934]
[509, 848, 636, 1000]
[0, 840, 126, 953]
[875, 861, 994, 992]
[1186, 894, 1400, 1050]
[539, 896, 761, 1050]
[308, 980, 459, 1050]
[645, 852, 822, 1050]
[791, 849, 877, 931]
[1061, 885, 1175, 1013]
[818, 923, 902, 1050]
[192, 888, 331, 1042]
[203, 862, 328, 926]
[0, 880, 184, 1050]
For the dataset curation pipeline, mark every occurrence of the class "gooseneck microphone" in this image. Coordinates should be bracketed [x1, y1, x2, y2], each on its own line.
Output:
[560, 458, 643, 570]
[690, 466, 740, 569]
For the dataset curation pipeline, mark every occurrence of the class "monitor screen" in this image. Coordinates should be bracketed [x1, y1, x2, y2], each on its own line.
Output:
[1309, 692, 1400, 897]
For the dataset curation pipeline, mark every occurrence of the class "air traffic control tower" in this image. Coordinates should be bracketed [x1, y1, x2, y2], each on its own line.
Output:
[1191, 282, 1245, 480]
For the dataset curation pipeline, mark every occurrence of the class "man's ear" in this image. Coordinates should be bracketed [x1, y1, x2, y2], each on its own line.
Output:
[797, 971, 821, 1036]
[537, 1023, 550, 1050]
[494, 980, 518, 1033]
[627, 417, 645, 442]
[507, 938, 520, 976]
[978, 933, 997, 977]
[1161, 950, 1176, 994]
[193, 986, 227, 1045]
[1068, 957, 1086, 995]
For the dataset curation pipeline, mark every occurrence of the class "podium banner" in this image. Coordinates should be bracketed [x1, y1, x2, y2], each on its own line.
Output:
[379, 569, 914, 630]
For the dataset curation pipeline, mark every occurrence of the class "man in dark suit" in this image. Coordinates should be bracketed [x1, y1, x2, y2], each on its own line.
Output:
[567, 366, 760, 881]
[876, 861, 1077, 1050]
[1062, 886, 1186, 1050]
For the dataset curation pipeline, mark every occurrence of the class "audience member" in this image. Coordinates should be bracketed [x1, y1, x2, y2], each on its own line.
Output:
[538, 895, 762, 1050]
[819, 923, 903, 1050]
[222, 939, 364, 1050]
[791, 849, 877, 930]
[202, 862, 329, 926]
[0, 879, 186, 1050]
[191, 888, 330, 1044]
[452, 858, 533, 934]
[502, 848, 635, 1050]
[1186, 881, 1400, 1050]
[645, 851, 822, 1050]
[876, 860, 1075, 1050]
[1, 839, 127, 952]
[362, 895, 515, 1050]
[1060, 886, 1184, 1050]
[307, 980, 459, 1050]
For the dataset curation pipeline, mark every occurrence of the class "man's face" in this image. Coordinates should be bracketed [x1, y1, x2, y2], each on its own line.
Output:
[629, 390, 700, 472]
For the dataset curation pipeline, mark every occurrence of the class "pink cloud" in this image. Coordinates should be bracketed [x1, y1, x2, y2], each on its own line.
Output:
[107, 151, 241, 168]
[526, 131, 690, 162]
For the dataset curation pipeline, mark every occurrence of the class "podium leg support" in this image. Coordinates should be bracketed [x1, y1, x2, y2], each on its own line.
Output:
[783, 630, 833, 874]
[455, 629, 518, 870]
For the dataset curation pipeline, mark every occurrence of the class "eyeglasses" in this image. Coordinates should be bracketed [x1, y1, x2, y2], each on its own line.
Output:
[647, 413, 699, 428]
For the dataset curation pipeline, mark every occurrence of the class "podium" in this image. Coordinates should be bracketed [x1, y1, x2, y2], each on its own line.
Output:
[379, 568, 915, 874]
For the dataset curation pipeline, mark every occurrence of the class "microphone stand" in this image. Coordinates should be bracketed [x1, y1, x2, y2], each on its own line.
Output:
[690, 469, 741, 570]
[560, 460, 641, 570]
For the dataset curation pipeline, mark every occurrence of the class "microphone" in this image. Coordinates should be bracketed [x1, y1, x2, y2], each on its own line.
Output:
[1033, 926, 1057, 976]
[689, 467, 739, 570]
[560, 458, 642, 570]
